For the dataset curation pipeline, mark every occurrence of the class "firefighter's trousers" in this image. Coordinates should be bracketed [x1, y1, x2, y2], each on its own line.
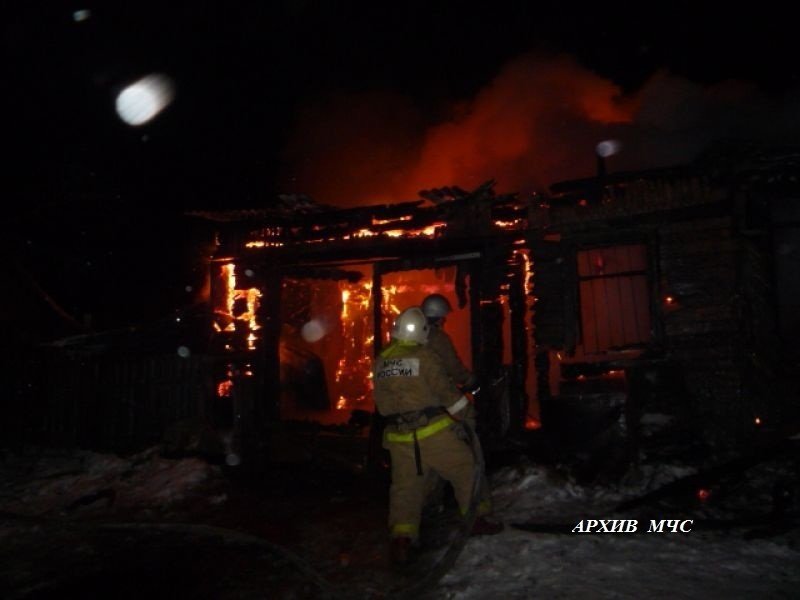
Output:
[384, 415, 474, 540]
[423, 405, 492, 515]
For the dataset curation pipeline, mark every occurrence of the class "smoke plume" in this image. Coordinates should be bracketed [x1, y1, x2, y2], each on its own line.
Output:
[281, 53, 800, 207]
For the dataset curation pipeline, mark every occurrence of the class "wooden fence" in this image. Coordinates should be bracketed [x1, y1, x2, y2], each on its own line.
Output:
[3, 347, 216, 453]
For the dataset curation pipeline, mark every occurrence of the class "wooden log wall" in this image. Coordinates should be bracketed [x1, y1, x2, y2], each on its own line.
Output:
[549, 175, 721, 225]
[657, 216, 745, 450]
[533, 203, 780, 455]
[737, 231, 780, 430]
[473, 251, 516, 441]
[508, 257, 529, 435]
[530, 241, 567, 349]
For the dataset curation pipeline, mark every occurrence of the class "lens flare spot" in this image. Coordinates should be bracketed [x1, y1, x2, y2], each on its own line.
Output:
[115, 74, 175, 126]
[596, 139, 622, 158]
[301, 319, 327, 342]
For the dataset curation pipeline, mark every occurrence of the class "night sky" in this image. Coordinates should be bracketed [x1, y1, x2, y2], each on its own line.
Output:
[4, 2, 798, 332]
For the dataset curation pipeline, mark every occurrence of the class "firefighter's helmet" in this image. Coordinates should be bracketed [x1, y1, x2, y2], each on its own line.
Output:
[391, 307, 429, 344]
[421, 293, 452, 318]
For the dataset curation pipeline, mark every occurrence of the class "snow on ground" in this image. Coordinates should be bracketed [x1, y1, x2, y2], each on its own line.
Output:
[441, 530, 799, 599]
[0, 446, 223, 518]
[1, 446, 798, 599]
[438, 458, 800, 599]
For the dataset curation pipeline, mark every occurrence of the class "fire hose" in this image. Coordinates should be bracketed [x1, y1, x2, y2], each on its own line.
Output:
[4, 421, 485, 600]
[384, 418, 484, 599]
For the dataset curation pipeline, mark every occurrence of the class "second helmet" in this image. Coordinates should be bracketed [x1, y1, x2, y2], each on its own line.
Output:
[421, 293, 452, 318]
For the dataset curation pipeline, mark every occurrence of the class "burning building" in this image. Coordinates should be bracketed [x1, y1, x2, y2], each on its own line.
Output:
[194, 144, 800, 471]
[9, 144, 795, 472]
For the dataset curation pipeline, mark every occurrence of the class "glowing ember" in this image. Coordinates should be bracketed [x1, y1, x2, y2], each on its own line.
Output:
[223, 263, 236, 315]
[384, 223, 445, 238]
[512, 248, 534, 298]
[334, 277, 375, 409]
[217, 380, 234, 397]
[341, 290, 351, 318]
[665, 296, 676, 305]
[267, 222, 448, 245]
[524, 416, 541, 430]
[245, 241, 284, 248]
[697, 488, 712, 502]
[381, 285, 402, 343]
[754, 416, 762, 425]
[372, 216, 412, 225]
[493, 219, 524, 229]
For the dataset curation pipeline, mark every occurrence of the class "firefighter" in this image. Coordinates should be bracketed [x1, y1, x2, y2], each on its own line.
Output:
[374, 306, 501, 565]
[420, 293, 498, 521]
[421, 293, 479, 394]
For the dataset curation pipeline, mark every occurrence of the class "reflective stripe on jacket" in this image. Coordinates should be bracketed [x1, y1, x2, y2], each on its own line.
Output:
[384, 414, 454, 443]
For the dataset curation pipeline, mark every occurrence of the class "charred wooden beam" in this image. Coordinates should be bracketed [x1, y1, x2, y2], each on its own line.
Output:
[371, 266, 383, 357]
[280, 267, 363, 282]
[534, 349, 551, 407]
[508, 258, 529, 435]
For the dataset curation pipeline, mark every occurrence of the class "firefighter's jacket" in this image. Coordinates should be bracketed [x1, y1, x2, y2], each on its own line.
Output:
[373, 340, 465, 419]
[374, 340, 475, 540]
[426, 326, 476, 389]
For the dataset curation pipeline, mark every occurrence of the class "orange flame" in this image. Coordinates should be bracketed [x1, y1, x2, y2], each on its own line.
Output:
[214, 262, 263, 350]
[334, 276, 375, 410]
[524, 416, 541, 430]
[217, 379, 234, 398]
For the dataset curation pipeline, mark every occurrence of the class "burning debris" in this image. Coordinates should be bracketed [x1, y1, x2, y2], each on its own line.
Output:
[186, 144, 799, 473]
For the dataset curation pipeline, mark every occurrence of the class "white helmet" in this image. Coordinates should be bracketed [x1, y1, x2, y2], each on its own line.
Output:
[391, 307, 429, 344]
[421, 293, 452, 318]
